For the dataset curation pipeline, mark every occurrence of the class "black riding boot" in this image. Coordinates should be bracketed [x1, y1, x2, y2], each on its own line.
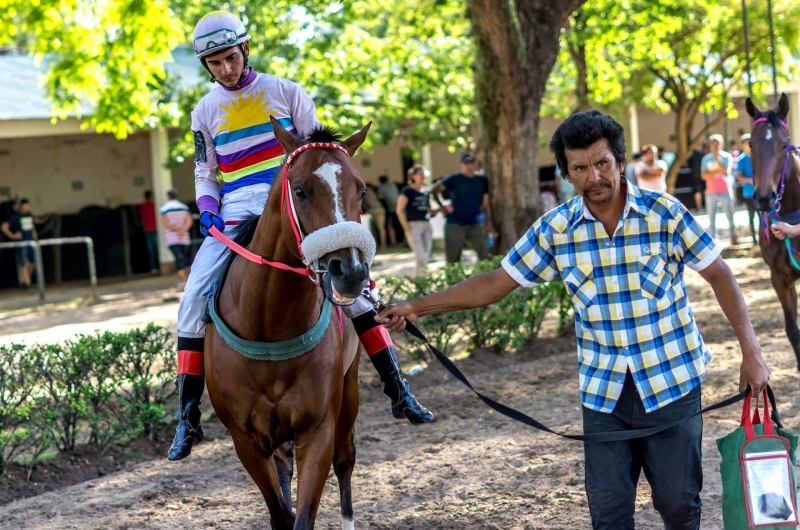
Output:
[167, 373, 205, 461]
[369, 347, 435, 424]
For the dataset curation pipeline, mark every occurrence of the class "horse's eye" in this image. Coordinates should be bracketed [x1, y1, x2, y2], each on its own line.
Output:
[360, 187, 367, 198]
[294, 187, 307, 200]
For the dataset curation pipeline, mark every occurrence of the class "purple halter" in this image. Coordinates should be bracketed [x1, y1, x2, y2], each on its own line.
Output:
[753, 117, 795, 212]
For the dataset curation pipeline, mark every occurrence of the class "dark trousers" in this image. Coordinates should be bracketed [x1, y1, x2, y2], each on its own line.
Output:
[582, 372, 703, 530]
[145, 231, 159, 272]
[444, 223, 486, 263]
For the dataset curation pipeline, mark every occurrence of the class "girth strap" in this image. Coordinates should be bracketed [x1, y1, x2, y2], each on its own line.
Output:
[208, 288, 333, 361]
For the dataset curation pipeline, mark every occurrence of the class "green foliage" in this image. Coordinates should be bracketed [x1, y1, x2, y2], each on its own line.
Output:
[6, 0, 475, 155]
[380, 257, 572, 362]
[0, 326, 177, 476]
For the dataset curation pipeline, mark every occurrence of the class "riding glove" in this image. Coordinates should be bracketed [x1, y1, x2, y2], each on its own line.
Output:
[199, 210, 225, 237]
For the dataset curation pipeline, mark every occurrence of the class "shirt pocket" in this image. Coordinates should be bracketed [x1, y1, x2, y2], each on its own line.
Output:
[638, 254, 671, 300]
[563, 263, 597, 312]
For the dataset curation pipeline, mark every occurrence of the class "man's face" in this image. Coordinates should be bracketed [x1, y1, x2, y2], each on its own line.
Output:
[563, 138, 623, 206]
[710, 139, 721, 153]
[743, 141, 751, 155]
[19, 203, 30, 214]
[644, 149, 656, 164]
[460, 159, 476, 176]
[205, 43, 248, 88]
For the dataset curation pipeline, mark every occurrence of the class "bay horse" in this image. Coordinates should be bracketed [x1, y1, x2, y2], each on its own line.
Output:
[205, 117, 374, 529]
[747, 93, 800, 371]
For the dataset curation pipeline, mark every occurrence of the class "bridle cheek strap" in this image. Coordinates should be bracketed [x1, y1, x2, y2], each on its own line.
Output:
[282, 142, 352, 262]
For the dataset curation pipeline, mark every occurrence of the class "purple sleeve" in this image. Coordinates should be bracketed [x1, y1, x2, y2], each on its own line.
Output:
[197, 195, 219, 216]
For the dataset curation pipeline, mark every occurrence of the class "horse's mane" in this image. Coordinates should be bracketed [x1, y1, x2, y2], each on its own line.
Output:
[304, 125, 343, 143]
[231, 215, 261, 249]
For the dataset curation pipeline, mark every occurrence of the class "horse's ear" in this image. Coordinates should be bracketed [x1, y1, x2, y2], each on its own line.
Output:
[271, 116, 303, 154]
[746, 98, 760, 119]
[339, 121, 372, 157]
[778, 93, 790, 121]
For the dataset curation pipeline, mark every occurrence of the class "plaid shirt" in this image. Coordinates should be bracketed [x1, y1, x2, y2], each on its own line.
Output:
[502, 184, 720, 413]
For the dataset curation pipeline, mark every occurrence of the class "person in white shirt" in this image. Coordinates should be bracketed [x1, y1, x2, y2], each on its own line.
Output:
[635, 144, 668, 192]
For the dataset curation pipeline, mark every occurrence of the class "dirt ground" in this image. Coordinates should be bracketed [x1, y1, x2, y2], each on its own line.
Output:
[2, 254, 800, 529]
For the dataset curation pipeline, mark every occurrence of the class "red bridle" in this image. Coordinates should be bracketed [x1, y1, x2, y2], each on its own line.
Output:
[207, 142, 351, 280]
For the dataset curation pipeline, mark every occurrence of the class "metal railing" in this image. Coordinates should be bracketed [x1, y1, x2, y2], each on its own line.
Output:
[0, 237, 97, 300]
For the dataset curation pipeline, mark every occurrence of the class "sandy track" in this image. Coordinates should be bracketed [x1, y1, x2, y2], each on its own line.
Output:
[1, 257, 799, 529]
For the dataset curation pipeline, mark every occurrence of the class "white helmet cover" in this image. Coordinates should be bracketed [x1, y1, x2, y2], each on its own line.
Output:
[192, 11, 251, 59]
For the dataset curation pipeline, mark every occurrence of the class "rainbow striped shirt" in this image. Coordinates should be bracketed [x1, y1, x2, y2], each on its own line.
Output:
[191, 71, 320, 202]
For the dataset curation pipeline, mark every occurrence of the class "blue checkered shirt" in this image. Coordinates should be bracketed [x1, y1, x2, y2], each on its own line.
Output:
[502, 184, 721, 413]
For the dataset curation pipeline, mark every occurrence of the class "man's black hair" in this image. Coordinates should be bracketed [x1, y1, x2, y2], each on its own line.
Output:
[144, 190, 153, 200]
[378, 175, 389, 184]
[19, 198, 29, 205]
[549, 110, 626, 176]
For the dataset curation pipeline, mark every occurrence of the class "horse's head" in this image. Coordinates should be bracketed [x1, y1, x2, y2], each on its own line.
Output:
[271, 116, 375, 306]
[746, 93, 791, 212]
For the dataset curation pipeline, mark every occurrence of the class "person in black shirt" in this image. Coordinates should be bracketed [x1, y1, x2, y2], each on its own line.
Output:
[432, 153, 496, 263]
[397, 165, 441, 275]
[1, 199, 38, 288]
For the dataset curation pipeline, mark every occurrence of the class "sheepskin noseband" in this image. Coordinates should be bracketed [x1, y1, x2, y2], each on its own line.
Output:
[300, 221, 376, 267]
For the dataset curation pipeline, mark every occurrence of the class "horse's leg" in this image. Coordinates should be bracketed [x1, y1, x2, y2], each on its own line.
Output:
[770, 272, 800, 371]
[334, 353, 360, 530]
[229, 429, 295, 530]
[293, 419, 337, 530]
[274, 441, 295, 509]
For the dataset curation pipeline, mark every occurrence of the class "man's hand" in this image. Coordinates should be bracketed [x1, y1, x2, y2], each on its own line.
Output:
[770, 221, 799, 240]
[376, 301, 419, 332]
[739, 345, 771, 395]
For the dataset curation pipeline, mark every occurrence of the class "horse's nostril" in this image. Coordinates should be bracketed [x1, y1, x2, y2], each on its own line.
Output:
[354, 263, 368, 282]
[328, 259, 344, 278]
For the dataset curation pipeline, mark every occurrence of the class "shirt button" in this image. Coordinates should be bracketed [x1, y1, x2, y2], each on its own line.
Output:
[613, 280, 618, 286]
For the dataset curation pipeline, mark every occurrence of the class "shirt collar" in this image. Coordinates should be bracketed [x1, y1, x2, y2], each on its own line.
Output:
[572, 179, 644, 226]
[220, 67, 257, 92]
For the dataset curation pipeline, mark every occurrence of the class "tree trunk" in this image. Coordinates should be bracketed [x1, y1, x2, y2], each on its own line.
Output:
[468, 0, 586, 251]
[568, 12, 590, 114]
[666, 103, 691, 193]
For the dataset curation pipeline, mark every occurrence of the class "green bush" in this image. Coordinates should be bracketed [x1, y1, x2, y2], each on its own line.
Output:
[0, 325, 177, 476]
[379, 257, 572, 360]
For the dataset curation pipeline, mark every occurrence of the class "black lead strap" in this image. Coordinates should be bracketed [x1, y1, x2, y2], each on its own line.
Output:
[401, 319, 777, 442]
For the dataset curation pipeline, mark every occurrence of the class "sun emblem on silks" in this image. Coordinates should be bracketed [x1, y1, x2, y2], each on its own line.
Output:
[217, 89, 277, 135]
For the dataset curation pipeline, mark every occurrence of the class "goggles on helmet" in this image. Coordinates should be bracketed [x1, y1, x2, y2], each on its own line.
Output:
[193, 28, 245, 57]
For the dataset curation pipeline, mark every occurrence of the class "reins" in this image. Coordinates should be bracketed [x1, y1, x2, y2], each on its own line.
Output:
[754, 117, 800, 271]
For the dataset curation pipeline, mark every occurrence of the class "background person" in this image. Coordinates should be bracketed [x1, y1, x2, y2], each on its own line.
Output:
[635, 144, 667, 192]
[397, 165, 440, 276]
[377, 110, 771, 530]
[377, 175, 400, 246]
[736, 134, 757, 244]
[432, 153, 495, 264]
[702, 134, 738, 245]
[1, 198, 37, 288]
[138, 190, 159, 274]
[363, 184, 387, 251]
[160, 189, 193, 289]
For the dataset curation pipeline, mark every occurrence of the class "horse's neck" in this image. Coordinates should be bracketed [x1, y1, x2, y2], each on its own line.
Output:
[780, 154, 800, 216]
[225, 193, 322, 342]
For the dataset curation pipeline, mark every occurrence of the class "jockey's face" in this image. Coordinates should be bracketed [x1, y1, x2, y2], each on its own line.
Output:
[563, 138, 624, 207]
[205, 43, 249, 88]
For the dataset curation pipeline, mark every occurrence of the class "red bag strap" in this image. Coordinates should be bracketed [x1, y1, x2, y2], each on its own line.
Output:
[742, 388, 774, 440]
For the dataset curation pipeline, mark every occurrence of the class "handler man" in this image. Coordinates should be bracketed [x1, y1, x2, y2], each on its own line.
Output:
[377, 110, 771, 530]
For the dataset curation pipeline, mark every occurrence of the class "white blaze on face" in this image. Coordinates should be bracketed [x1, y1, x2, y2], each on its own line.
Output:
[314, 162, 346, 224]
[342, 517, 355, 530]
[766, 128, 773, 141]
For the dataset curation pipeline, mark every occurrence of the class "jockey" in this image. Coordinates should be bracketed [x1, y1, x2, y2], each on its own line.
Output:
[169, 11, 434, 461]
